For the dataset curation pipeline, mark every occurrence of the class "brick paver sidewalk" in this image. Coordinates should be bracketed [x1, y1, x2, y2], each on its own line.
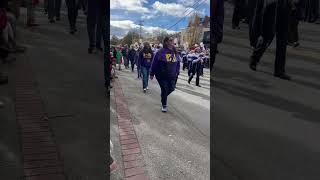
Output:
[13, 56, 65, 180]
[113, 79, 148, 180]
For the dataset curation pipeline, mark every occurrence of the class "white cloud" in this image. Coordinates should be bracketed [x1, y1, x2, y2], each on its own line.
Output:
[152, 1, 201, 17]
[178, 0, 210, 6]
[110, 0, 149, 13]
[110, 20, 139, 30]
[110, 20, 178, 37]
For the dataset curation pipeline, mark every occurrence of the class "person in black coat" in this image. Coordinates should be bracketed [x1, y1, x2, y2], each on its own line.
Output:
[47, 0, 62, 22]
[232, 0, 247, 29]
[87, 0, 104, 53]
[128, 45, 136, 72]
[303, 0, 319, 23]
[211, 0, 224, 72]
[288, 0, 304, 47]
[249, 0, 292, 80]
[65, 0, 80, 34]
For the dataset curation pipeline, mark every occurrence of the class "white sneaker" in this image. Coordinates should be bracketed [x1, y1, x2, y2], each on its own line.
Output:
[146, 87, 149, 90]
[161, 106, 167, 112]
[143, 88, 146, 93]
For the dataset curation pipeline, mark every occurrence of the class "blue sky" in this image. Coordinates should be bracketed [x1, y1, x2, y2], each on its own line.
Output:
[110, 0, 210, 38]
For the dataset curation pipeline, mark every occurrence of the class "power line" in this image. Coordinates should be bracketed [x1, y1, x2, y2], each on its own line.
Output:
[166, 0, 207, 30]
[163, 0, 203, 29]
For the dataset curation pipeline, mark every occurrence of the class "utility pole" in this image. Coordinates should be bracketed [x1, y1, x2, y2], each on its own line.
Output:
[138, 20, 144, 43]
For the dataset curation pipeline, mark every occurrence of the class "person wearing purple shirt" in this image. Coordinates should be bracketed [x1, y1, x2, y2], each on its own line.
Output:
[150, 37, 180, 112]
[138, 42, 154, 93]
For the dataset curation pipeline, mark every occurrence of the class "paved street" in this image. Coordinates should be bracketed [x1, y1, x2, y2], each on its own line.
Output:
[213, 2, 320, 180]
[110, 66, 210, 180]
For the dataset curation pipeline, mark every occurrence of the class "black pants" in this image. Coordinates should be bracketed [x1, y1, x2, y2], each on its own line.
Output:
[65, 0, 79, 30]
[211, 42, 218, 72]
[130, 59, 135, 72]
[157, 79, 176, 107]
[232, 0, 246, 27]
[87, 15, 103, 49]
[251, 5, 289, 75]
[288, 12, 299, 43]
[48, 0, 61, 20]
[189, 63, 201, 86]
[187, 61, 193, 76]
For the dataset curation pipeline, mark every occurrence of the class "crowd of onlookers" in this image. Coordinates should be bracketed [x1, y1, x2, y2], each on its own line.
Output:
[0, 0, 28, 107]
[108, 41, 210, 90]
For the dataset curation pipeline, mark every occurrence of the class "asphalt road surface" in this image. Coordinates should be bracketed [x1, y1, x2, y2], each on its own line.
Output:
[213, 3, 320, 180]
[110, 66, 210, 180]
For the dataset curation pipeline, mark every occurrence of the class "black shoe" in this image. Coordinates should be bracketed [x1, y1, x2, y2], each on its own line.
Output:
[232, 25, 240, 30]
[27, 23, 40, 27]
[3, 57, 16, 64]
[49, 19, 55, 23]
[70, 29, 76, 34]
[274, 73, 291, 80]
[249, 63, 257, 71]
[56, 17, 60, 21]
[293, 42, 300, 47]
[96, 47, 103, 52]
[88, 48, 94, 54]
[196, 84, 201, 87]
[188, 78, 191, 84]
[0, 75, 8, 84]
[249, 58, 257, 71]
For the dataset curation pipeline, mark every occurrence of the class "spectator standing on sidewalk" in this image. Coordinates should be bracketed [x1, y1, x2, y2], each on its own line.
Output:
[0, 7, 9, 84]
[101, 0, 109, 90]
[44, 0, 48, 14]
[150, 37, 180, 113]
[122, 46, 129, 69]
[116, 47, 122, 71]
[138, 42, 154, 93]
[47, 0, 62, 23]
[26, 0, 39, 26]
[135, 45, 142, 78]
[65, 0, 80, 34]
[128, 45, 136, 72]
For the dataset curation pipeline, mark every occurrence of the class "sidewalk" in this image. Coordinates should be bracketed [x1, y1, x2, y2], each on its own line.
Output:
[0, 56, 23, 179]
[110, 67, 210, 180]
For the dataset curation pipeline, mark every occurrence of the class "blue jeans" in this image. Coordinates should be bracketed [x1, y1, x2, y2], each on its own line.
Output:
[141, 66, 150, 89]
[157, 79, 176, 107]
